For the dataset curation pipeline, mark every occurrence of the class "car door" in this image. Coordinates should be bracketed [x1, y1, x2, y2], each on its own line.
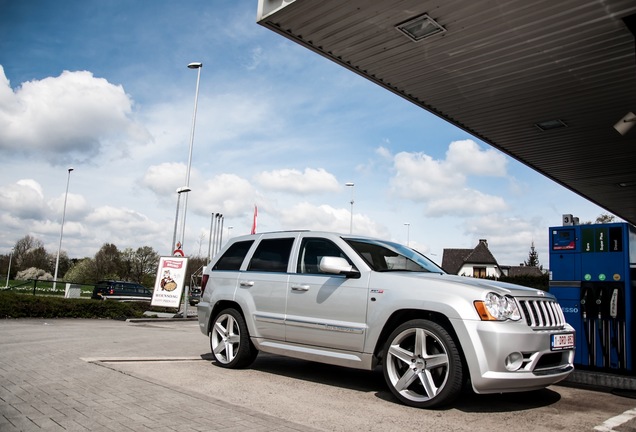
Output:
[285, 236, 369, 352]
[238, 235, 295, 342]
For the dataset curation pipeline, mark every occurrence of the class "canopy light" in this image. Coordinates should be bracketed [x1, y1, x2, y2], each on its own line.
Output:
[613, 112, 636, 136]
[617, 182, 636, 188]
[535, 119, 568, 131]
[396, 14, 446, 42]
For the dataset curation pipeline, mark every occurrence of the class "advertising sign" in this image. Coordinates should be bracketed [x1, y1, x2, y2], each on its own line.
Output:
[151, 256, 188, 308]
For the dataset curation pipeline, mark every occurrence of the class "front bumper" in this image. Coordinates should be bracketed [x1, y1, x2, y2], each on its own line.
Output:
[454, 318, 575, 394]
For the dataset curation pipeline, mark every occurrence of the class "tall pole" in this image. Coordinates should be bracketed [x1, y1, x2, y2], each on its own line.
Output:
[53, 168, 73, 290]
[171, 187, 191, 254]
[346, 182, 355, 234]
[208, 213, 216, 262]
[180, 62, 203, 252]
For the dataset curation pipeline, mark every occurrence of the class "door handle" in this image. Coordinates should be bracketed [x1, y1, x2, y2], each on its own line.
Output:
[291, 284, 310, 292]
[239, 281, 254, 287]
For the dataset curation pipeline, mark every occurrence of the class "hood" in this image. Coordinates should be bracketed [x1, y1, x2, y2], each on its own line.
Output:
[380, 272, 554, 299]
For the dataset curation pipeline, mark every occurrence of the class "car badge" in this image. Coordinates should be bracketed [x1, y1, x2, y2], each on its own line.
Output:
[537, 290, 546, 296]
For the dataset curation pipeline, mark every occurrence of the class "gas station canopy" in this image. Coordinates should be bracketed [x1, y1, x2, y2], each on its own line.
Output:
[257, 0, 636, 224]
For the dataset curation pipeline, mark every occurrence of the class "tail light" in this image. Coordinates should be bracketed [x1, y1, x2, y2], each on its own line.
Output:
[201, 274, 209, 295]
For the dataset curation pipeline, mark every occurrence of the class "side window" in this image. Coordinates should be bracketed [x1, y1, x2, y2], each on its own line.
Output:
[297, 238, 351, 274]
[248, 238, 294, 272]
[213, 240, 254, 271]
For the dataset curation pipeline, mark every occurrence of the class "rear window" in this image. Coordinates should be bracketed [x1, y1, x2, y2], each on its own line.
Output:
[248, 238, 294, 272]
[213, 240, 254, 271]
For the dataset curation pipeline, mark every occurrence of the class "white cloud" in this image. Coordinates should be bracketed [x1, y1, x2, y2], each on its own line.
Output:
[0, 179, 47, 219]
[142, 163, 188, 196]
[276, 202, 389, 237]
[445, 139, 507, 176]
[389, 139, 510, 217]
[0, 66, 151, 164]
[190, 173, 259, 218]
[254, 168, 340, 194]
[425, 190, 508, 217]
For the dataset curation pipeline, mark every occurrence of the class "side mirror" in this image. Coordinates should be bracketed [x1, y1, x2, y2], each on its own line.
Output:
[319, 256, 360, 278]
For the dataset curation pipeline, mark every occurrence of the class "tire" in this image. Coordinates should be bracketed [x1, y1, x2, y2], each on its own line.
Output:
[209, 308, 258, 368]
[382, 319, 463, 408]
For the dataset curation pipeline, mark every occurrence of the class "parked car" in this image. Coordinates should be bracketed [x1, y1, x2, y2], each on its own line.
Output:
[91, 280, 153, 302]
[189, 286, 201, 306]
[197, 231, 575, 409]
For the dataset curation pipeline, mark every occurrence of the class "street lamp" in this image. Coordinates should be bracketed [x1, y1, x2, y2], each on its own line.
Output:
[53, 167, 73, 290]
[346, 182, 355, 234]
[179, 61, 203, 251]
[172, 186, 191, 254]
[404, 223, 411, 247]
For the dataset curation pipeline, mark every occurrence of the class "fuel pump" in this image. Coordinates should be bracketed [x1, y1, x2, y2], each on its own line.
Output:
[550, 220, 635, 373]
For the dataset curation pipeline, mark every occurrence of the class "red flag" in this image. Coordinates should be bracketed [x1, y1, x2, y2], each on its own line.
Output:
[251, 205, 257, 234]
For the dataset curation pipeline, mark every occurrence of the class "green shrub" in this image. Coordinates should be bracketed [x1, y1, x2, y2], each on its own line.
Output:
[0, 291, 164, 319]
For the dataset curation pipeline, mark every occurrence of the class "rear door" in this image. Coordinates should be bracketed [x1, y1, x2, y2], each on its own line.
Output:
[285, 236, 369, 352]
[238, 235, 296, 342]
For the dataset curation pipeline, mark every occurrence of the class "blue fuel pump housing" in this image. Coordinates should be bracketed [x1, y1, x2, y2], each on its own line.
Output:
[549, 221, 636, 372]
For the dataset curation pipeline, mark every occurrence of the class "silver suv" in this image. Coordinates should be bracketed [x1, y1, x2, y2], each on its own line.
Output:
[197, 231, 574, 408]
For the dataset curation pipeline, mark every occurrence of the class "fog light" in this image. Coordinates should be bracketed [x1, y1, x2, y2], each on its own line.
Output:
[505, 352, 524, 371]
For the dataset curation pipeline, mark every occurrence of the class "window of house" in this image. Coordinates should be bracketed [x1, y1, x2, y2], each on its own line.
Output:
[473, 267, 487, 278]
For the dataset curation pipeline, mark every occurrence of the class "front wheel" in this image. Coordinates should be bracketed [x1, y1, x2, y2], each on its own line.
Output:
[382, 319, 463, 408]
[210, 308, 258, 368]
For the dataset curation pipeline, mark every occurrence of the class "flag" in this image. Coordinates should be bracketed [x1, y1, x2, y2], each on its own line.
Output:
[251, 205, 257, 234]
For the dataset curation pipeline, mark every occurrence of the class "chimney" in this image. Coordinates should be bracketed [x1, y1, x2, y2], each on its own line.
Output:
[479, 239, 488, 247]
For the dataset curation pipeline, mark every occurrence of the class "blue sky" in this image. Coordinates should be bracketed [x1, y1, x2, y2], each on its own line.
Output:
[0, 0, 609, 267]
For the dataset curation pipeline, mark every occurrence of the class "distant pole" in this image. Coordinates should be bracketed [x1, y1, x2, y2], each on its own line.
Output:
[346, 182, 355, 234]
[404, 223, 411, 247]
[5, 248, 13, 288]
[180, 62, 203, 251]
[53, 168, 73, 290]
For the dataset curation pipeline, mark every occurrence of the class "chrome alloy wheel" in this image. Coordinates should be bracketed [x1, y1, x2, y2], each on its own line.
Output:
[211, 312, 241, 364]
[383, 320, 462, 408]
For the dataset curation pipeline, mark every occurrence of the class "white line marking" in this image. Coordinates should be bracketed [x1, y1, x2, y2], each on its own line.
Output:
[594, 408, 636, 431]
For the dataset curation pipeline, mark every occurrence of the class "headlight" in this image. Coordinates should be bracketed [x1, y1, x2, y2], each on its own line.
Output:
[474, 292, 521, 321]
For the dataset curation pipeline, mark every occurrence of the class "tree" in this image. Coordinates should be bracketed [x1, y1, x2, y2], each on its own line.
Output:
[584, 213, 616, 224]
[131, 246, 160, 285]
[63, 258, 95, 284]
[13, 235, 43, 271]
[595, 213, 616, 224]
[524, 241, 541, 269]
[93, 243, 121, 281]
[20, 246, 50, 273]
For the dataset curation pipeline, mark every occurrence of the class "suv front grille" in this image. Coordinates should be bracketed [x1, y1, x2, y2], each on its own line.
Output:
[518, 299, 566, 329]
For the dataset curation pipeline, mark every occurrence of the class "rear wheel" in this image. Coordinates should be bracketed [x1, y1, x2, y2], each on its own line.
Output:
[210, 308, 258, 368]
[382, 319, 463, 408]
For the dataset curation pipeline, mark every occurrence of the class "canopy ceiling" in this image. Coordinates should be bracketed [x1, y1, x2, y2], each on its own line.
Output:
[257, 0, 636, 224]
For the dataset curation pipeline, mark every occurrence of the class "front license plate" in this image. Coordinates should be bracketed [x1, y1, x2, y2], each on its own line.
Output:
[551, 333, 574, 351]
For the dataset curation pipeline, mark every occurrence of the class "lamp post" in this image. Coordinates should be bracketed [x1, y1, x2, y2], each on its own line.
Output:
[226, 226, 233, 243]
[172, 186, 191, 254]
[404, 222, 411, 247]
[179, 61, 203, 251]
[346, 182, 355, 234]
[5, 248, 13, 288]
[53, 168, 73, 290]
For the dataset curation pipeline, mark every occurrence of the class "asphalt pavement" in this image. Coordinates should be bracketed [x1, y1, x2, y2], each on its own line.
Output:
[0, 318, 319, 432]
[3, 318, 636, 431]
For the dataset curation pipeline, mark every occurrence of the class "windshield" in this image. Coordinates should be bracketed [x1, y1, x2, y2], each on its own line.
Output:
[345, 238, 444, 273]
